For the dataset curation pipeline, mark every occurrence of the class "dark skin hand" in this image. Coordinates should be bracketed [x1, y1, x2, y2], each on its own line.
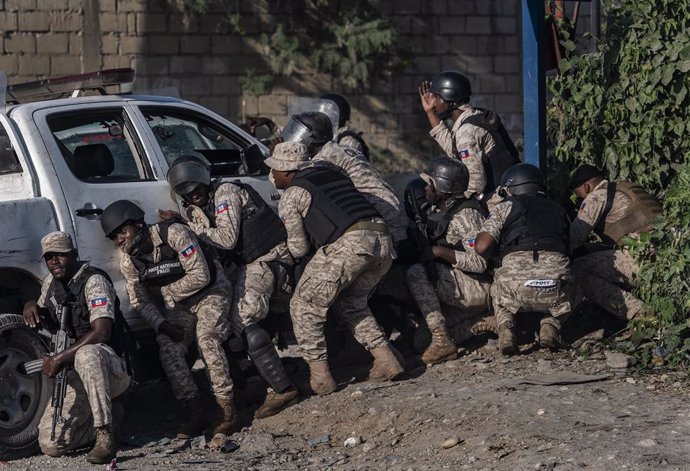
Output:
[41, 317, 112, 378]
[158, 321, 185, 343]
[246, 116, 279, 135]
[22, 300, 41, 328]
[158, 209, 183, 221]
[474, 232, 497, 258]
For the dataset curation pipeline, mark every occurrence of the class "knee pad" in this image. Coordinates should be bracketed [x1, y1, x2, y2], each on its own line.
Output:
[243, 323, 272, 356]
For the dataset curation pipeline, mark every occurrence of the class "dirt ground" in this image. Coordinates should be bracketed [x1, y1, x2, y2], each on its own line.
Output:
[4, 333, 690, 471]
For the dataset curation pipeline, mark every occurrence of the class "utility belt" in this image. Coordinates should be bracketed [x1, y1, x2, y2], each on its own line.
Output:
[343, 219, 389, 235]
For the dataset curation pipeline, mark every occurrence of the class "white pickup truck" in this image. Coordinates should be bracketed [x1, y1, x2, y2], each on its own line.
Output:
[0, 69, 278, 459]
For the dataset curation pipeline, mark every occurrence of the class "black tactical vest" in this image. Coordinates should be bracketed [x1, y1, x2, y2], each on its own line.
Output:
[202, 180, 287, 264]
[132, 221, 216, 288]
[455, 108, 520, 194]
[499, 195, 569, 260]
[288, 167, 380, 248]
[426, 197, 488, 247]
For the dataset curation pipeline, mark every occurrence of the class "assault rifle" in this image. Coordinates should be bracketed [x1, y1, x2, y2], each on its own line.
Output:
[49, 303, 74, 439]
[403, 177, 438, 282]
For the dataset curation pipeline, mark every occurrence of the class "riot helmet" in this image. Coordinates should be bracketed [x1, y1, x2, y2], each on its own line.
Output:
[280, 111, 334, 150]
[429, 71, 472, 105]
[101, 200, 145, 239]
[167, 155, 212, 197]
[498, 163, 545, 197]
[421, 157, 470, 197]
[320, 93, 350, 127]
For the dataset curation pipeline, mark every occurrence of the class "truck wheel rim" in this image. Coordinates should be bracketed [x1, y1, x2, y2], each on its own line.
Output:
[0, 348, 40, 430]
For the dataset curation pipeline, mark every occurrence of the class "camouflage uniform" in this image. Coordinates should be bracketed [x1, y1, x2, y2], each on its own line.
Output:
[406, 205, 491, 331]
[37, 263, 131, 456]
[279, 185, 393, 362]
[334, 125, 365, 155]
[120, 223, 233, 401]
[312, 142, 408, 243]
[186, 182, 293, 334]
[570, 180, 642, 319]
[429, 104, 500, 198]
[480, 200, 572, 330]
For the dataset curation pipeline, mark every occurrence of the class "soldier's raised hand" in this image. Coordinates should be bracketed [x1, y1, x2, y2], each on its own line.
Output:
[419, 80, 437, 113]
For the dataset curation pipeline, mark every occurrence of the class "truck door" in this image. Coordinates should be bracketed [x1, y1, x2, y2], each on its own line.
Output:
[33, 105, 173, 329]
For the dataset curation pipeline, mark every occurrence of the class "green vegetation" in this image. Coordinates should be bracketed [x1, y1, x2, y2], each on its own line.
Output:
[549, 0, 690, 368]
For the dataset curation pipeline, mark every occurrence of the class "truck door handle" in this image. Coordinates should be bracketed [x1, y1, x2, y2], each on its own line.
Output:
[75, 207, 103, 217]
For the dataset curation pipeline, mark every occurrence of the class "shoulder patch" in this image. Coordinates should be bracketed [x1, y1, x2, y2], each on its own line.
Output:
[181, 243, 198, 258]
[216, 201, 229, 215]
[467, 239, 476, 248]
[90, 297, 109, 308]
[458, 149, 471, 159]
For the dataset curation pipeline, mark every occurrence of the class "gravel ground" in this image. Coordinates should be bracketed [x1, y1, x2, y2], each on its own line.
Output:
[4, 335, 690, 471]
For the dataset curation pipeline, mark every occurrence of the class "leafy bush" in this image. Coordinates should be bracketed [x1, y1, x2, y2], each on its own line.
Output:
[548, 0, 690, 367]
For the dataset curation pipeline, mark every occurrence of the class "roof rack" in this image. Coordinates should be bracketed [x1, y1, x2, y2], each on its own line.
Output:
[5, 68, 135, 104]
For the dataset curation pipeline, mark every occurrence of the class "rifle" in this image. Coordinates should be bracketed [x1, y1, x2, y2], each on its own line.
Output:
[403, 177, 438, 282]
[48, 303, 75, 440]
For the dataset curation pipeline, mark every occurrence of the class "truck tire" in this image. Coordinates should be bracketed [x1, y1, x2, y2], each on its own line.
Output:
[0, 314, 50, 461]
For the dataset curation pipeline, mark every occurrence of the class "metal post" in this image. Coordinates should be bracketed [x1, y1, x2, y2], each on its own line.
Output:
[521, 0, 547, 171]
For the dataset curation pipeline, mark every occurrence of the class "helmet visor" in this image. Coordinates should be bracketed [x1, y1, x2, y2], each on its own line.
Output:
[288, 97, 340, 135]
[280, 117, 314, 146]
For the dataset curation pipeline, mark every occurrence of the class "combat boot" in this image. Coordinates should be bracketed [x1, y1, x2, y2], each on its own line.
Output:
[369, 345, 405, 381]
[86, 425, 117, 464]
[177, 395, 207, 439]
[254, 388, 299, 419]
[539, 323, 561, 351]
[421, 325, 458, 365]
[308, 360, 337, 395]
[497, 323, 517, 356]
[212, 396, 240, 436]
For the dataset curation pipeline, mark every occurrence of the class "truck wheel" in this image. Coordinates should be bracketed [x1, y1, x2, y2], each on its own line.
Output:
[0, 315, 50, 461]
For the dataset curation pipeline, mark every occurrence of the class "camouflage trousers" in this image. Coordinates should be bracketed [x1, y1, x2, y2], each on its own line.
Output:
[492, 256, 572, 330]
[158, 279, 233, 401]
[290, 230, 393, 362]
[406, 262, 490, 330]
[38, 344, 131, 456]
[572, 248, 642, 319]
[229, 259, 276, 335]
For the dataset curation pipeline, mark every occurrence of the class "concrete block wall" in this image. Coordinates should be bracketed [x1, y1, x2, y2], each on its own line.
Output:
[0, 0, 524, 174]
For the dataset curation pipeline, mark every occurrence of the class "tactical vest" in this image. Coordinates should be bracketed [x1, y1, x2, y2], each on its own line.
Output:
[202, 180, 287, 264]
[426, 197, 488, 247]
[131, 221, 217, 288]
[499, 195, 569, 261]
[46, 264, 134, 366]
[595, 181, 663, 245]
[336, 130, 370, 161]
[288, 167, 380, 248]
[454, 108, 520, 194]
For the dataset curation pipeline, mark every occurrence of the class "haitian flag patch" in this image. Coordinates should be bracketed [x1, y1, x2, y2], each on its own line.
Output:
[90, 297, 109, 308]
[216, 202, 229, 215]
[459, 149, 471, 159]
[181, 244, 197, 258]
[467, 239, 476, 248]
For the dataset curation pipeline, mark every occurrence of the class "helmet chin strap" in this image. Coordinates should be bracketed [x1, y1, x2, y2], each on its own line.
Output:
[127, 224, 153, 257]
[438, 102, 460, 121]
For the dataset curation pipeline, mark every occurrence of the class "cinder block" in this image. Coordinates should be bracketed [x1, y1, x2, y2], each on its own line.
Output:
[136, 13, 167, 34]
[466, 55, 493, 73]
[37, 34, 69, 54]
[180, 35, 210, 54]
[493, 94, 522, 113]
[197, 95, 229, 116]
[100, 12, 128, 32]
[425, 35, 451, 54]
[169, 56, 202, 75]
[201, 57, 231, 75]
[492, 16, 517, 35]
[415, 56, 442, 72]
[102, 55, 131, 69]
[477, 36, 504, 54]
[212, 75, 241, 95]
[117, 0, 147, 13]
[504, 37, 519, 54]
[68, 34, 82, 54]
[6, 0, 37, 11]
[170, 15, 199, 33]
[450, 35, 478, 54]
[0, 12, 18, 31]
[428, 0, 448, 15]
[0, 55, 19, 75]
[101, 35, 118, 54]
[448, 0, 475, 15]
[258, 94, 287, 115]
[465, 16, 491, 35]
[212, 36, 241, 55]
[441, 55, 468, 71]
[178, 76, 211, 96]
[396, 0, 422, 15]
[49, 55, 81, 75]
[131, 56, 169, 75]
[51, 12, 81, 32]
[148, 35, 179, 54]
[100, 0, 117, 12]
[120, 36, 149, 54]
[4, 34, 36, 53]
[471, 93, 494, 109]
[494, 55, 520, 74]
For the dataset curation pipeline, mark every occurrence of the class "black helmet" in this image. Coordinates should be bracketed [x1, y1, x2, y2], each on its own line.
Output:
[422, 157, 469, 197]
[430, 71, 472, 104]
[167, 156, 211, 197]
[281, 111, 334, 148]
[101, 200, 145, 238]
[499, 163, 545, 196]
[320, 93, 350, 127]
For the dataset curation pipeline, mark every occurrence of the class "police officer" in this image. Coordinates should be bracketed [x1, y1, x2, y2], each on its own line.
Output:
[265, 142, 404, 395]
[475, 164, 572, 355]
[419, 71, 519, 198]
[568, 165, 662, 319]
[281, 111, 409, 247]
[162, 157, 299, 418]
[320, 92, 370, 160]
[23, 232, 131, 464]
[100, 200, 237, 443]
[405, 158, 491, 364]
